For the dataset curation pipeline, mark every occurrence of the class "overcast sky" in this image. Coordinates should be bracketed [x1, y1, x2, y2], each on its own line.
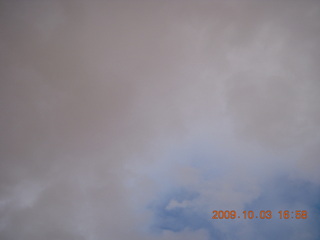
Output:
[1, 0, 320, 239]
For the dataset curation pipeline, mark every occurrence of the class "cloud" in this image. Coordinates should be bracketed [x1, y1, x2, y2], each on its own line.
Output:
[166, 200, 191, 210]
[1, 0, 320, 239]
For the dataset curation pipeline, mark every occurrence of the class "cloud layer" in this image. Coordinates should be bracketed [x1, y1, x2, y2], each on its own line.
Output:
[1, 0, 320, 239]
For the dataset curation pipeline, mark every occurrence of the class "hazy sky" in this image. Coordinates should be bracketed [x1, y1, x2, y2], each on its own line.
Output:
[1, 0, 320, 239]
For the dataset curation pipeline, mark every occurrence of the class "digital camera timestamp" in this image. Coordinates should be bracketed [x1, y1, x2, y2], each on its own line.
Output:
[211, 210, 308, 220]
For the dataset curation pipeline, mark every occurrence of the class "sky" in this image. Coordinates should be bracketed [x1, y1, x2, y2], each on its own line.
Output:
[1, 0, 320, 239]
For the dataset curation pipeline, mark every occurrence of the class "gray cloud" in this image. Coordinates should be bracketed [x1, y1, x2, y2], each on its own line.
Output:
[1, 0, 320, 239]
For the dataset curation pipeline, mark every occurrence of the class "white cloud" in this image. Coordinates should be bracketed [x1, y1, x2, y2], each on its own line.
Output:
[165, 200, 192, 210]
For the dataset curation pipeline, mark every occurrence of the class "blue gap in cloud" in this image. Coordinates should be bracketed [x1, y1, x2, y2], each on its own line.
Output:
[148, 187, 199, 232]
[148, 187, 208, 232]
[147, 187, 225, 240]
[244, 175, 320, 240]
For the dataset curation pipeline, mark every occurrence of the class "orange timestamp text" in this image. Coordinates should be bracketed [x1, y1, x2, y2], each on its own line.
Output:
[211, 210, 308, 219]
